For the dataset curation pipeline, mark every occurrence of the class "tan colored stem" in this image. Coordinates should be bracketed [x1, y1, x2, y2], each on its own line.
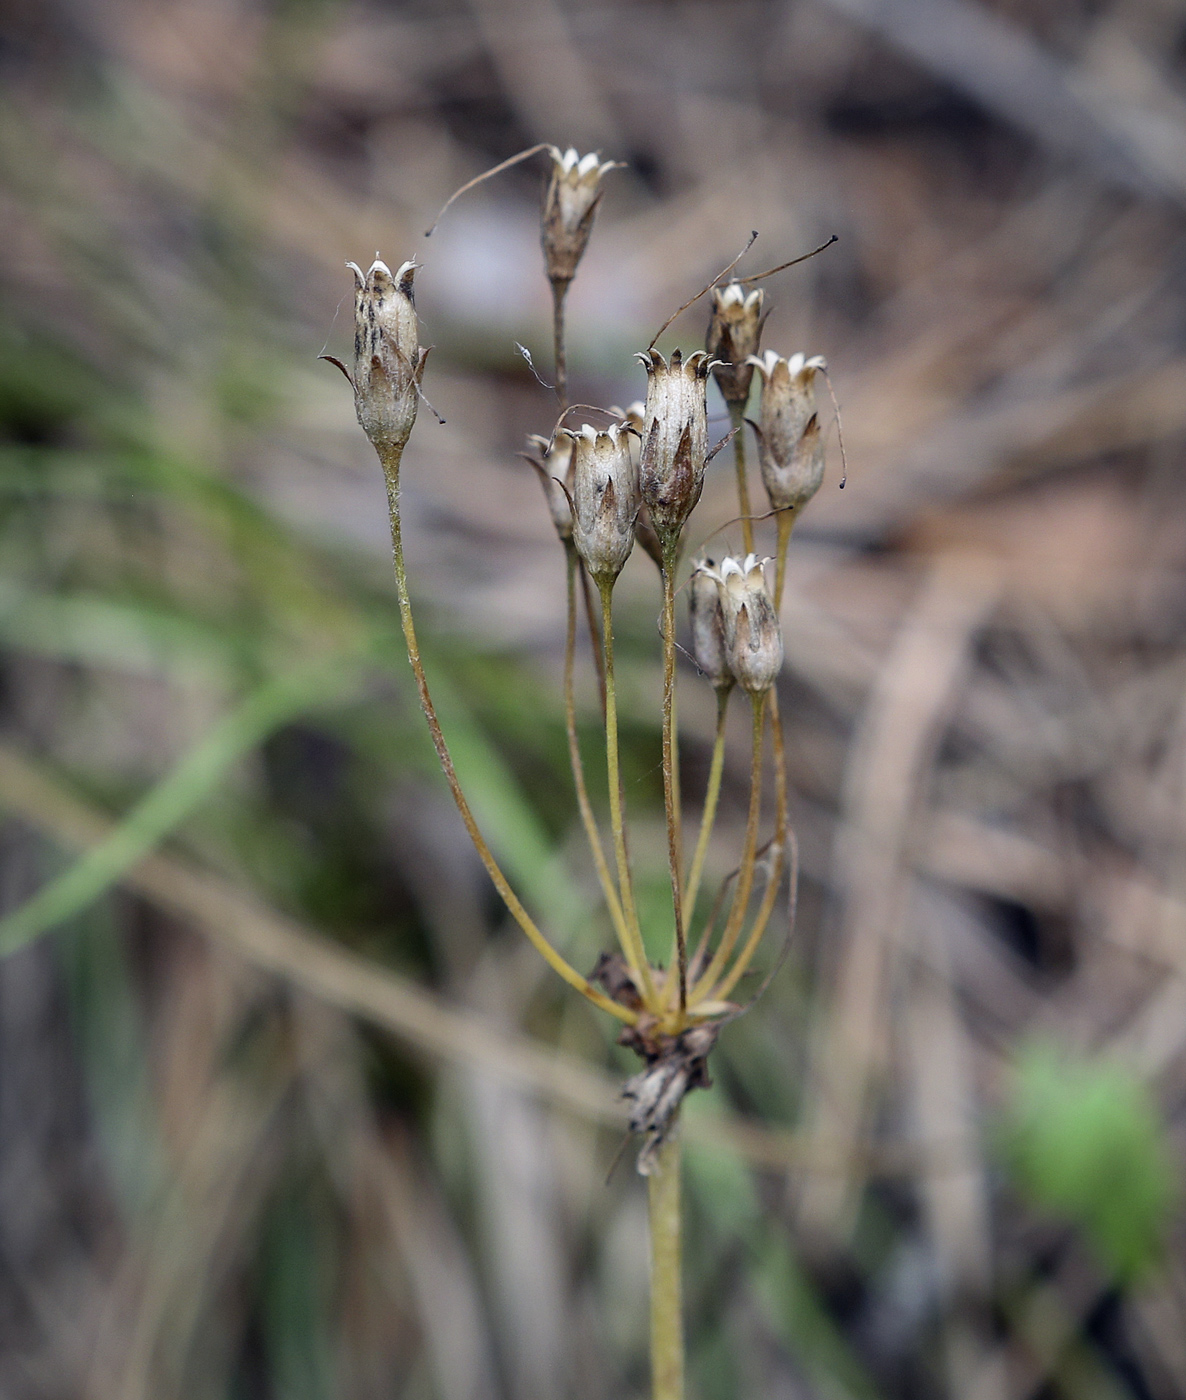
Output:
[648, 1126, 684, 1400]
[564, 551, 631, 952]
[730, 401, 754, 555]
[714, 518, 795, 1001]
[714, 696, 787, 1002]
[687, 869, 733, 987]
[379, 446, 631, 1022]
[552, 278, 569, 412]
[775, 509, 794, 609]
[578, 557, 607, 718]
[683, 687, 730, 938]
[598, 579, 657, 1006]
[660, 555, 687, 1010]
[692, 692, 765, 1000]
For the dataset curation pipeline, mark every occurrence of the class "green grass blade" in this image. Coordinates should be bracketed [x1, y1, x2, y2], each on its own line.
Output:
[0, 660, 354, 956]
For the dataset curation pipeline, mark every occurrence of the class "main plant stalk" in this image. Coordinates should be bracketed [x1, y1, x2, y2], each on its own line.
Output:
[648, 1126, 684, 1400]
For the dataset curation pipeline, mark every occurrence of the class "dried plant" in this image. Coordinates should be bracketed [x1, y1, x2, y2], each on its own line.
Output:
[7, 3, 1186, 1394]
[330, 149, 833, 1400]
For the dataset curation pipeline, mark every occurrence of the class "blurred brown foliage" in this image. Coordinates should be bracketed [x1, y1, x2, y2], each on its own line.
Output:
[4, 0, 1186, 1397]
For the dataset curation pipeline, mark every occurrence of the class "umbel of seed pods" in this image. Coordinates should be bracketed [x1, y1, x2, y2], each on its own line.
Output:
[336, 145, 831, 1171]
[527, 312, 829, 1165]
[334, 148, 835, 1400]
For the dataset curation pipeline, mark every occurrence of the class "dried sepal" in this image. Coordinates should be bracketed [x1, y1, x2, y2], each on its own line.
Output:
[608, 402, 660, 566]
[591, 951, 645, 1012]
[610, 400, 647, 435]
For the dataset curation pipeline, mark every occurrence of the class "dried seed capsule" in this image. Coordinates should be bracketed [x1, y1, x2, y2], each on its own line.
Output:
[637, 348, 713, 554]
[707, 554, 783, 695]
[541, 147, 620, 288]
[705, 282, 764, 406]
[524, 432, 575, 541]
[747, 350, 828, 512]
[565, 423, 640, 584]
[689, 563, 732, 689]
[345, 258, 429, 454]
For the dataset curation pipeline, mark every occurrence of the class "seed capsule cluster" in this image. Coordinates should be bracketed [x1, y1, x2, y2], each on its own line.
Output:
[337, 144, 837, 1174]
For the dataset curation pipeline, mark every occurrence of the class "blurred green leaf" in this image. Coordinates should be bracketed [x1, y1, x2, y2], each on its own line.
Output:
[752, 1233, 882, 1400]
[684, 1102, 762, 1240]
[1001, 1043, 1177, 1283]
[379, 643, 597, 948]
[0, 660, 357, 956]
[0, 579, 236, 678]
[258, 1171, 336, 1400]
[58, 903, 163, 1216]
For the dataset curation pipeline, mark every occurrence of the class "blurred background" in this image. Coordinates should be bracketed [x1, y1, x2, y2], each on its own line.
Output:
[4, 0, 1186, 1396]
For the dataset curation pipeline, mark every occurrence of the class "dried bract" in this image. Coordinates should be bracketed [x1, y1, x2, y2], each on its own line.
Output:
[706, 282, 764, 405]
[346, 258, 429, 454]
[705, 554, 783, 695]
[542, 146, 619, 287]
[591, 951, 645, 1012]
[747, 350, 828, 512]
[566, 423, 640, 584]
[689, 563, 732, 689]
[620, 1023, 720, 1174]
[612, 400, 647, 435]
[637, 349, 713, 553]
[524, 432, 575, 541]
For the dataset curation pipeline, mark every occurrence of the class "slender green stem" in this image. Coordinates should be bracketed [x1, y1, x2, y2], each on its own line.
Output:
[774, 508, 794, 610]
[687, 880, 731, 990]
[553, 280, 611, 727]
[692, 691, 765, 1001]
[660, 552, 687, 1011]
[714, 708, 786, 1002]
[578, 557, 607, 718]
[730, 401, 754, 555]
[378, 445, 632, 1022]
[670, 680, 682, 868]
[598, 578, 657, 1006]
[564, 551, 632, 954]
[0, 667, 339, 956]
[552, 278, 569, 412]
[648, 1126, 684, 1400]
[714, 513, 796, 1003]
[683, 686, 730, 937]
